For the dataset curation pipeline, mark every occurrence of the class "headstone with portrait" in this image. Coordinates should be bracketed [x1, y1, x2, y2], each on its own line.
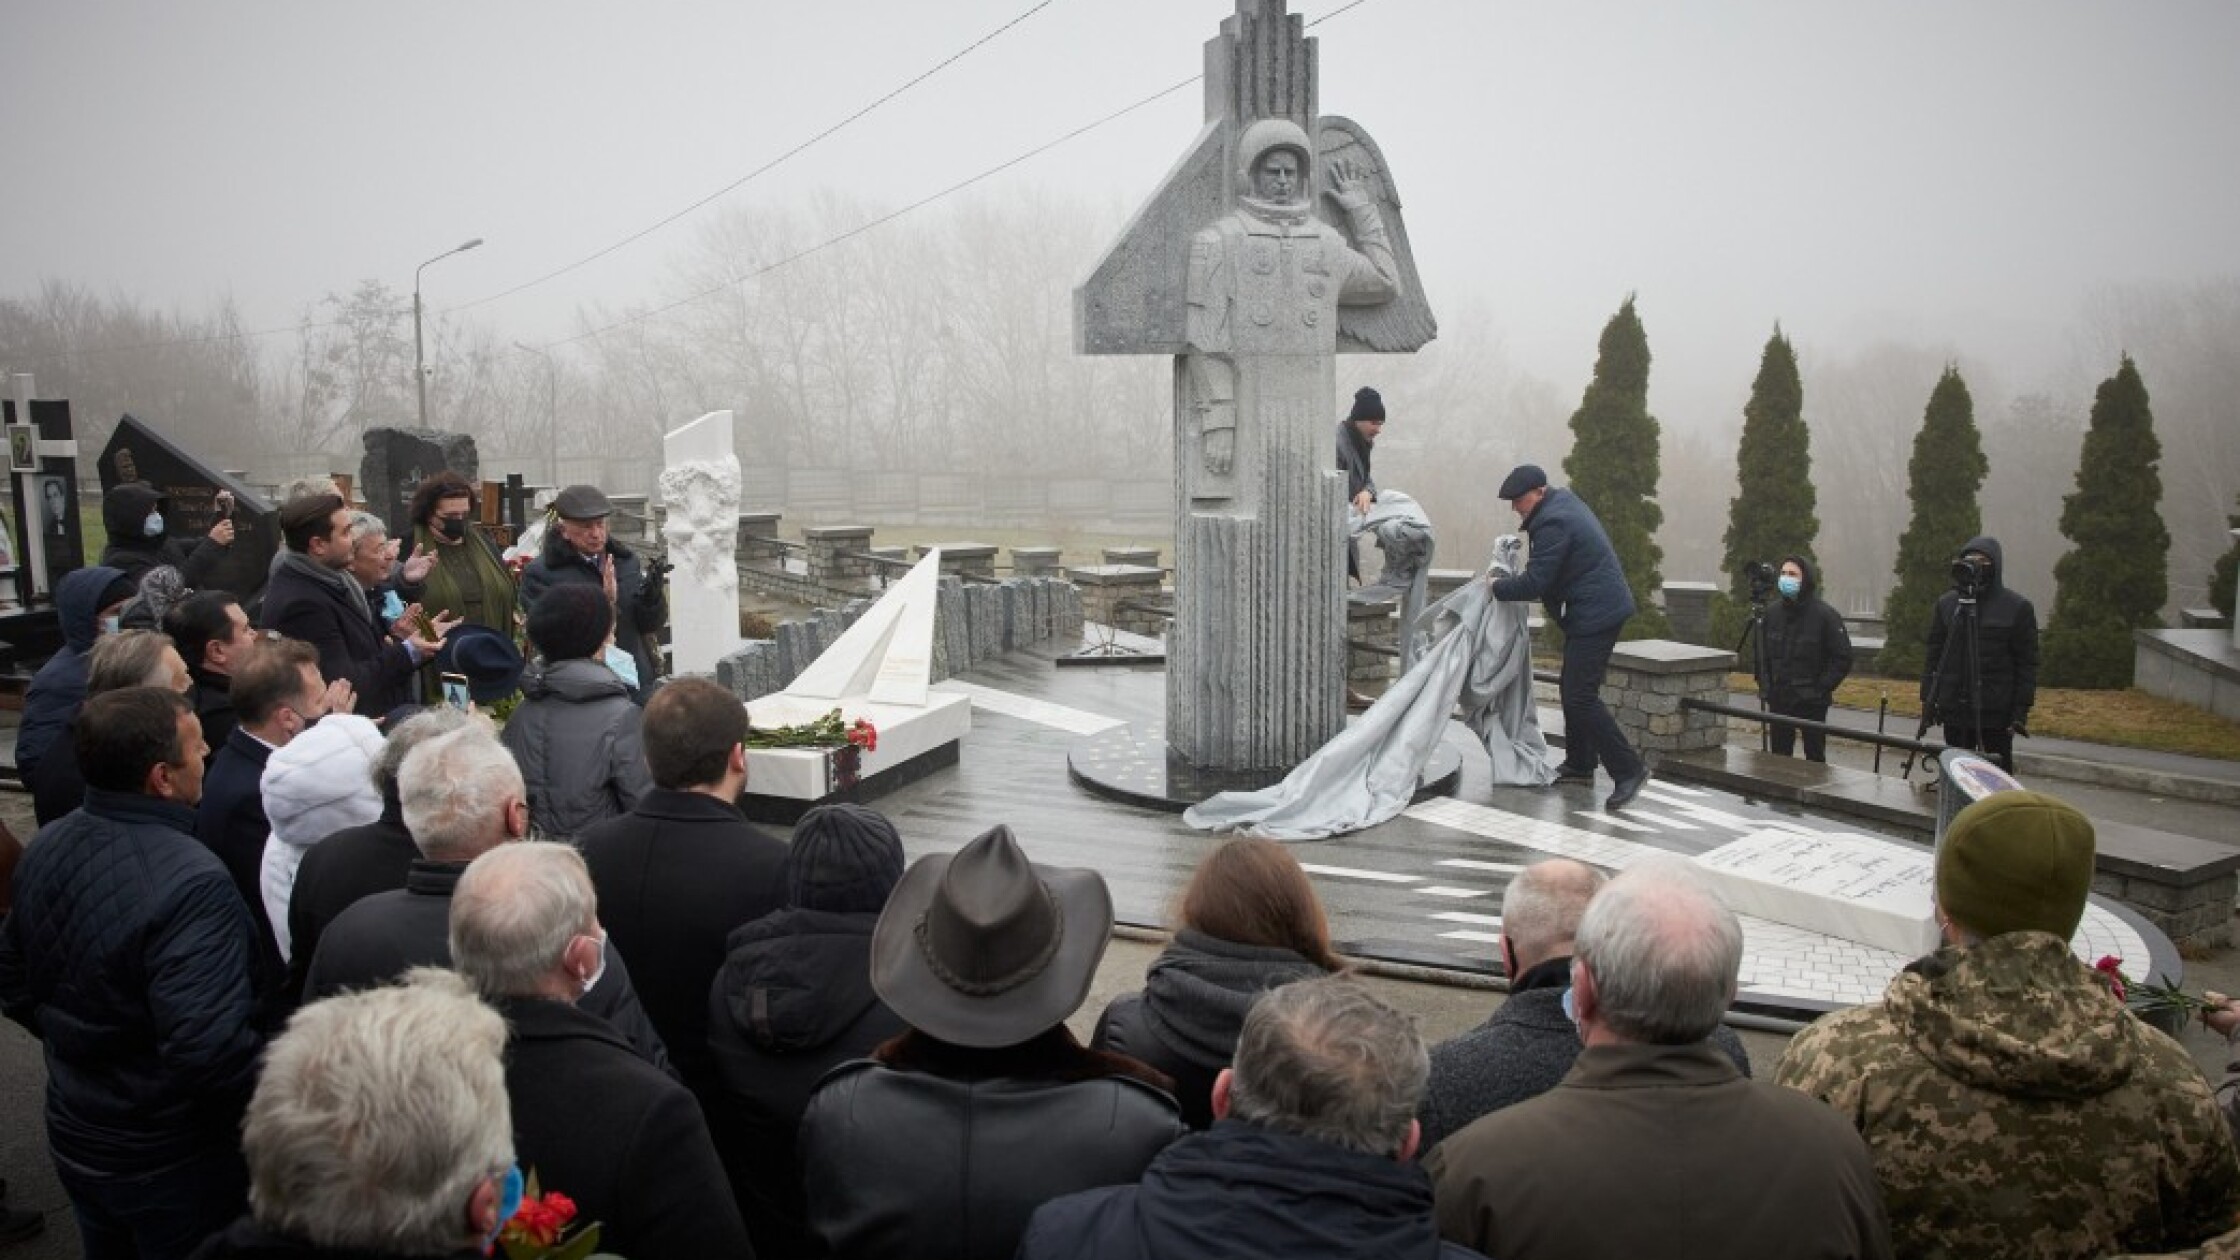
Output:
[5, 394, 85, 604]
[99, 414, 276, 600]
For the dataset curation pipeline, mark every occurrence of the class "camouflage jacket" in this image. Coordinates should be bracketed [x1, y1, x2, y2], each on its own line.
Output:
[1776, 932, 2240, 1260]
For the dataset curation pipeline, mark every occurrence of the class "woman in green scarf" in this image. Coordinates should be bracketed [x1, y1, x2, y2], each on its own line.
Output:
[397, 472, 519, 639]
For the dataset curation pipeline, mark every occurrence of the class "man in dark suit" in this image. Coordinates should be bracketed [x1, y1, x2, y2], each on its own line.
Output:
[579, 678, 786, 1108]
[197, 638, 345, 963]
[259, 493, 453, 716]
[450, 840, 751, 1258]
[1490, 464, 1648, 811]
[164, 589, 261, 752]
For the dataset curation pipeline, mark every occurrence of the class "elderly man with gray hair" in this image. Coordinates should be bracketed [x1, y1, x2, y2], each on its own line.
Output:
[449, 841, 750, 1258]
[1428, 857, 1890, 1260]
[1417, 858, 1750, 1149]
[303, 724, 669, 1069]
[192, 969, 520, 1258]
[1019, 975, 1481, 1260]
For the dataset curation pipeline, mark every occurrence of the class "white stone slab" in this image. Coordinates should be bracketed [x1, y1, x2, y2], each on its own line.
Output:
[1694, 829, 1940, 958]
[787, 549, 940, 706]
[742, 690, 972, 801]
[659, 409, 741, 675]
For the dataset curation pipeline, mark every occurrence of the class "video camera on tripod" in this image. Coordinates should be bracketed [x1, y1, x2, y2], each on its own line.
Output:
[1950, 553, 1991, 601]
[1743, 559, 1779, 612]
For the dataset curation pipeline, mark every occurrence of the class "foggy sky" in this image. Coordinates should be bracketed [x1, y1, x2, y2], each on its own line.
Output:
[5, 0, 2237, 430]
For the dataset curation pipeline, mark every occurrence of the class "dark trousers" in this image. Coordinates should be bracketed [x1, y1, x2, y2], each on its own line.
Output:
[1941, 720, 2016, 773]
[55, 1147, 247, 1260]
[1768, 699, 1831, 762]
[1557, 626, 1643, 781]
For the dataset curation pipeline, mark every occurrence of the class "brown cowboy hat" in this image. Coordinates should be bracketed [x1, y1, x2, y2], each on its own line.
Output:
[869, 824, 1112, 1048]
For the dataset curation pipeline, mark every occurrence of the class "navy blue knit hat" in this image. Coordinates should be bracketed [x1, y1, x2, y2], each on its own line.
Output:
[1347, 386, 1385, 424]
[787, 803, 906, 914]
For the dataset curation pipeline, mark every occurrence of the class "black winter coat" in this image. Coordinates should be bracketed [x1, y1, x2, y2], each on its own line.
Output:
[189, 664, 240, 755]
[1019, 1120, 1484, 1260]
[0, 789, 268, 1175]
[24, 713, 89, 827]
[196, 728, 281, 958]
[1091, 930, 1331, 1128]
[1756, 555, 1853, 710]
[15, 565, 120, 776]
[1489, 488, 1637, 637]
[494, 996, 753, 1260]
[579, 788, 786, 1093]
[99, 482, 230, 589]
[303, 858, 673, 1074]
[707, 906, 907, 1258]
[800, 1029, 1185, 1260]
[1923, 534, 2039, 726]
[518, 535, 665, 701]
[259, 560, 421, 716]
[282, 803, 418, 1006]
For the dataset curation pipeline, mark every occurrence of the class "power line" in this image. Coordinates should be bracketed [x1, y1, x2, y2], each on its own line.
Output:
[447, 0, 1059, 315]
[540, 0, 1378, 349]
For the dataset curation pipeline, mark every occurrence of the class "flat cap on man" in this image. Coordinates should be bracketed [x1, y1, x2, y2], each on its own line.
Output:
[552, 485, 614, 521]
[1497, 464, 1548, 501]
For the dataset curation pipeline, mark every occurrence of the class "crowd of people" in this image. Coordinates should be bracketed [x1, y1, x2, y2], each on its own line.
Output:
[0, 473, 2223, 1260]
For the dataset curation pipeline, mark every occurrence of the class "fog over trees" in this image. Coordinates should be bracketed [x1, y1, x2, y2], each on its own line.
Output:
[2, 193, 2235, 626]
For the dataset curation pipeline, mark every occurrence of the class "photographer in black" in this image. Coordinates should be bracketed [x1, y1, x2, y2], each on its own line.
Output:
[1922, 535, 2038, 771]
[1752, 555, 1853, 763]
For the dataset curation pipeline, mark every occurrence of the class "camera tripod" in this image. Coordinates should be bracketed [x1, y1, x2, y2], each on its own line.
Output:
[1733, 597, 1772, 753]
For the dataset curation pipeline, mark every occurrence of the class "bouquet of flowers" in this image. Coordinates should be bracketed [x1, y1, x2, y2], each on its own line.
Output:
[497, 1179, 602, 1260]
[745, 708, 878, 753]
[2093, 955, 2215, 1032]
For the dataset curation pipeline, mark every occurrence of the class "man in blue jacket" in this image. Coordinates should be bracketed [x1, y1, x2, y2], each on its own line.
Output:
[1488, 465, 1648, 811]
[0, 687, 269, 1257]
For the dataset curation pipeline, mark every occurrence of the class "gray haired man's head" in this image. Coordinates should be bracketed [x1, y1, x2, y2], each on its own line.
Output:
[1572, 856, 1742, 1045]
[243, 969, 511, 1254]
[372, 707, 477, 802]
[1223, 976, 1427, 1160]
[449, 841, 599, 1002]
[399, 726, 525, 861]
[1500, 858, 1607, 976]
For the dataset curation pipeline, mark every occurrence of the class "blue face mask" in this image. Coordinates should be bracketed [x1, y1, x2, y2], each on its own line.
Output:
[1777, 574, 1803, 599]
[483, 1163, 523, 1254]
[1561, 986, 1579, 1028]
[603, 643, 639, 690]
[143, 511, 165, 538]
[380, 590, 407, 623]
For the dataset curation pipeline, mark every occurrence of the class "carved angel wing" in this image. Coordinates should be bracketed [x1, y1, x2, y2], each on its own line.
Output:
[1317, 116, 1438, 354]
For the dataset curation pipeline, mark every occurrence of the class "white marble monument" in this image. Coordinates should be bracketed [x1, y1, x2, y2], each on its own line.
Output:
[659, 409, 742, 675]
[1076, 0, 1436, 773]
[1694, 829, 1942, 958]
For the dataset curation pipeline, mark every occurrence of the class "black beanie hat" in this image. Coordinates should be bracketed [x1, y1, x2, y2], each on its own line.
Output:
[526, 583, 613, 662]
[1347, 386, 1385, 424]
[787, 803, 906, 914]
[97, 573, 141, 612]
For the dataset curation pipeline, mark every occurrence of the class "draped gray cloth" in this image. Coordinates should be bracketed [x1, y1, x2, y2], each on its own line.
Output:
[1349, 491, 1434, 673]
[1185, 535, 1555, 840]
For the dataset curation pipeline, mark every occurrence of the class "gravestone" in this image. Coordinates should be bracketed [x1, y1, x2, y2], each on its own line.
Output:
[659, 410, 742, 675]
[359, 427, 476, 536]
[1693, 829, 1940, 957]
[98, 414, 275, 599]
[6, 391, 86, 601]
[1076, 0, 1435, 772]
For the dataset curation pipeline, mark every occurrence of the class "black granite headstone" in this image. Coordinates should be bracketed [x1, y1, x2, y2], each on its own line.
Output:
[99, 413, 275, 600]
[360, 427, 477, 540]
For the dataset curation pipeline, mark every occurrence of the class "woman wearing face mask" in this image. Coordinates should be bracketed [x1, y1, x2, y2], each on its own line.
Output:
[397, 472, 518, 637]
[97, 480, 235, 588]
[1755, 554, 1854, 763]
[501, 584, 652, 838]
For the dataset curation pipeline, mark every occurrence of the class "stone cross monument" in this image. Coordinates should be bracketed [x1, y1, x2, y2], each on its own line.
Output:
[1076, 0, 1435, 772]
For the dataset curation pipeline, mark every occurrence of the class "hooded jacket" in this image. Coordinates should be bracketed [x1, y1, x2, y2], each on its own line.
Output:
[1777, 931, 2240, 1260]
[258, 714, 386, 962]
[15, 565, 122, 776]
[1021, 1120, 1482, 1260]
[1757, 554, 1853, 709]
[499, 658, 650, 839]
[1092, 930, 1332, 1128]
[98, 481, 228, 589]
[708, 905, 908, 1257]
[1923, 535, 2039, 726]
[518, 533, 664, 700]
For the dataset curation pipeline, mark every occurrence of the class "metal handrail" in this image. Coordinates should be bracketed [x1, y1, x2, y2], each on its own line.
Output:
[1680, 696, 1944, 757]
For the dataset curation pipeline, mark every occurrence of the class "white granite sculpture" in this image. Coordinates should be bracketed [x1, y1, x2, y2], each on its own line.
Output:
[1076, 0, 1436, 772]
[659, 409, 742, 675]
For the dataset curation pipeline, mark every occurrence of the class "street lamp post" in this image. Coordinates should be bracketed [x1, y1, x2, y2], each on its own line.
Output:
[514, 341, 559, 489]
[414, 237, 483, 428]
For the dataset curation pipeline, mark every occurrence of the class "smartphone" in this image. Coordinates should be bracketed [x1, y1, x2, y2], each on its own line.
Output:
[440, 672, 471, 711]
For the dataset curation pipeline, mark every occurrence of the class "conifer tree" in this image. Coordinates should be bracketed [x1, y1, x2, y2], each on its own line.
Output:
[2043, 356, 2169, 687]
[1722, 326, 1819, 603]
[2209, 494, 2240, 622]
[1879, 367, 1986, 676]
[1563, 296, 1668, 637]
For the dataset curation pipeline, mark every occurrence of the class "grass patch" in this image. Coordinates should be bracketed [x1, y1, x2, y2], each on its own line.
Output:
[1725, 672, 2240, 763]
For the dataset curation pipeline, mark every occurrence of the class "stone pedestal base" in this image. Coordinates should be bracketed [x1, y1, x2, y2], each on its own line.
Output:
[1067, 719, 1460, 814]
[1607, 640, 1737, 757]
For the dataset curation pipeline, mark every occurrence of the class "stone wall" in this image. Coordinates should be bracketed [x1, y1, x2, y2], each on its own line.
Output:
[2092, 867, 2235, 950]
[713, 575, 1085, 703]
[1607, 641, 1737, 757]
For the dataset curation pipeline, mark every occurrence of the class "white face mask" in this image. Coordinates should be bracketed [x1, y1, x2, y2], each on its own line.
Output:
[143, 511, 165, 538]
[98, 615, 122, 636]
[602, 643, 639, 690]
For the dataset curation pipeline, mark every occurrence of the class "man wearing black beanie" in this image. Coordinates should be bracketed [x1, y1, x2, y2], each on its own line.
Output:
[1338, 385, 1385, 582]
